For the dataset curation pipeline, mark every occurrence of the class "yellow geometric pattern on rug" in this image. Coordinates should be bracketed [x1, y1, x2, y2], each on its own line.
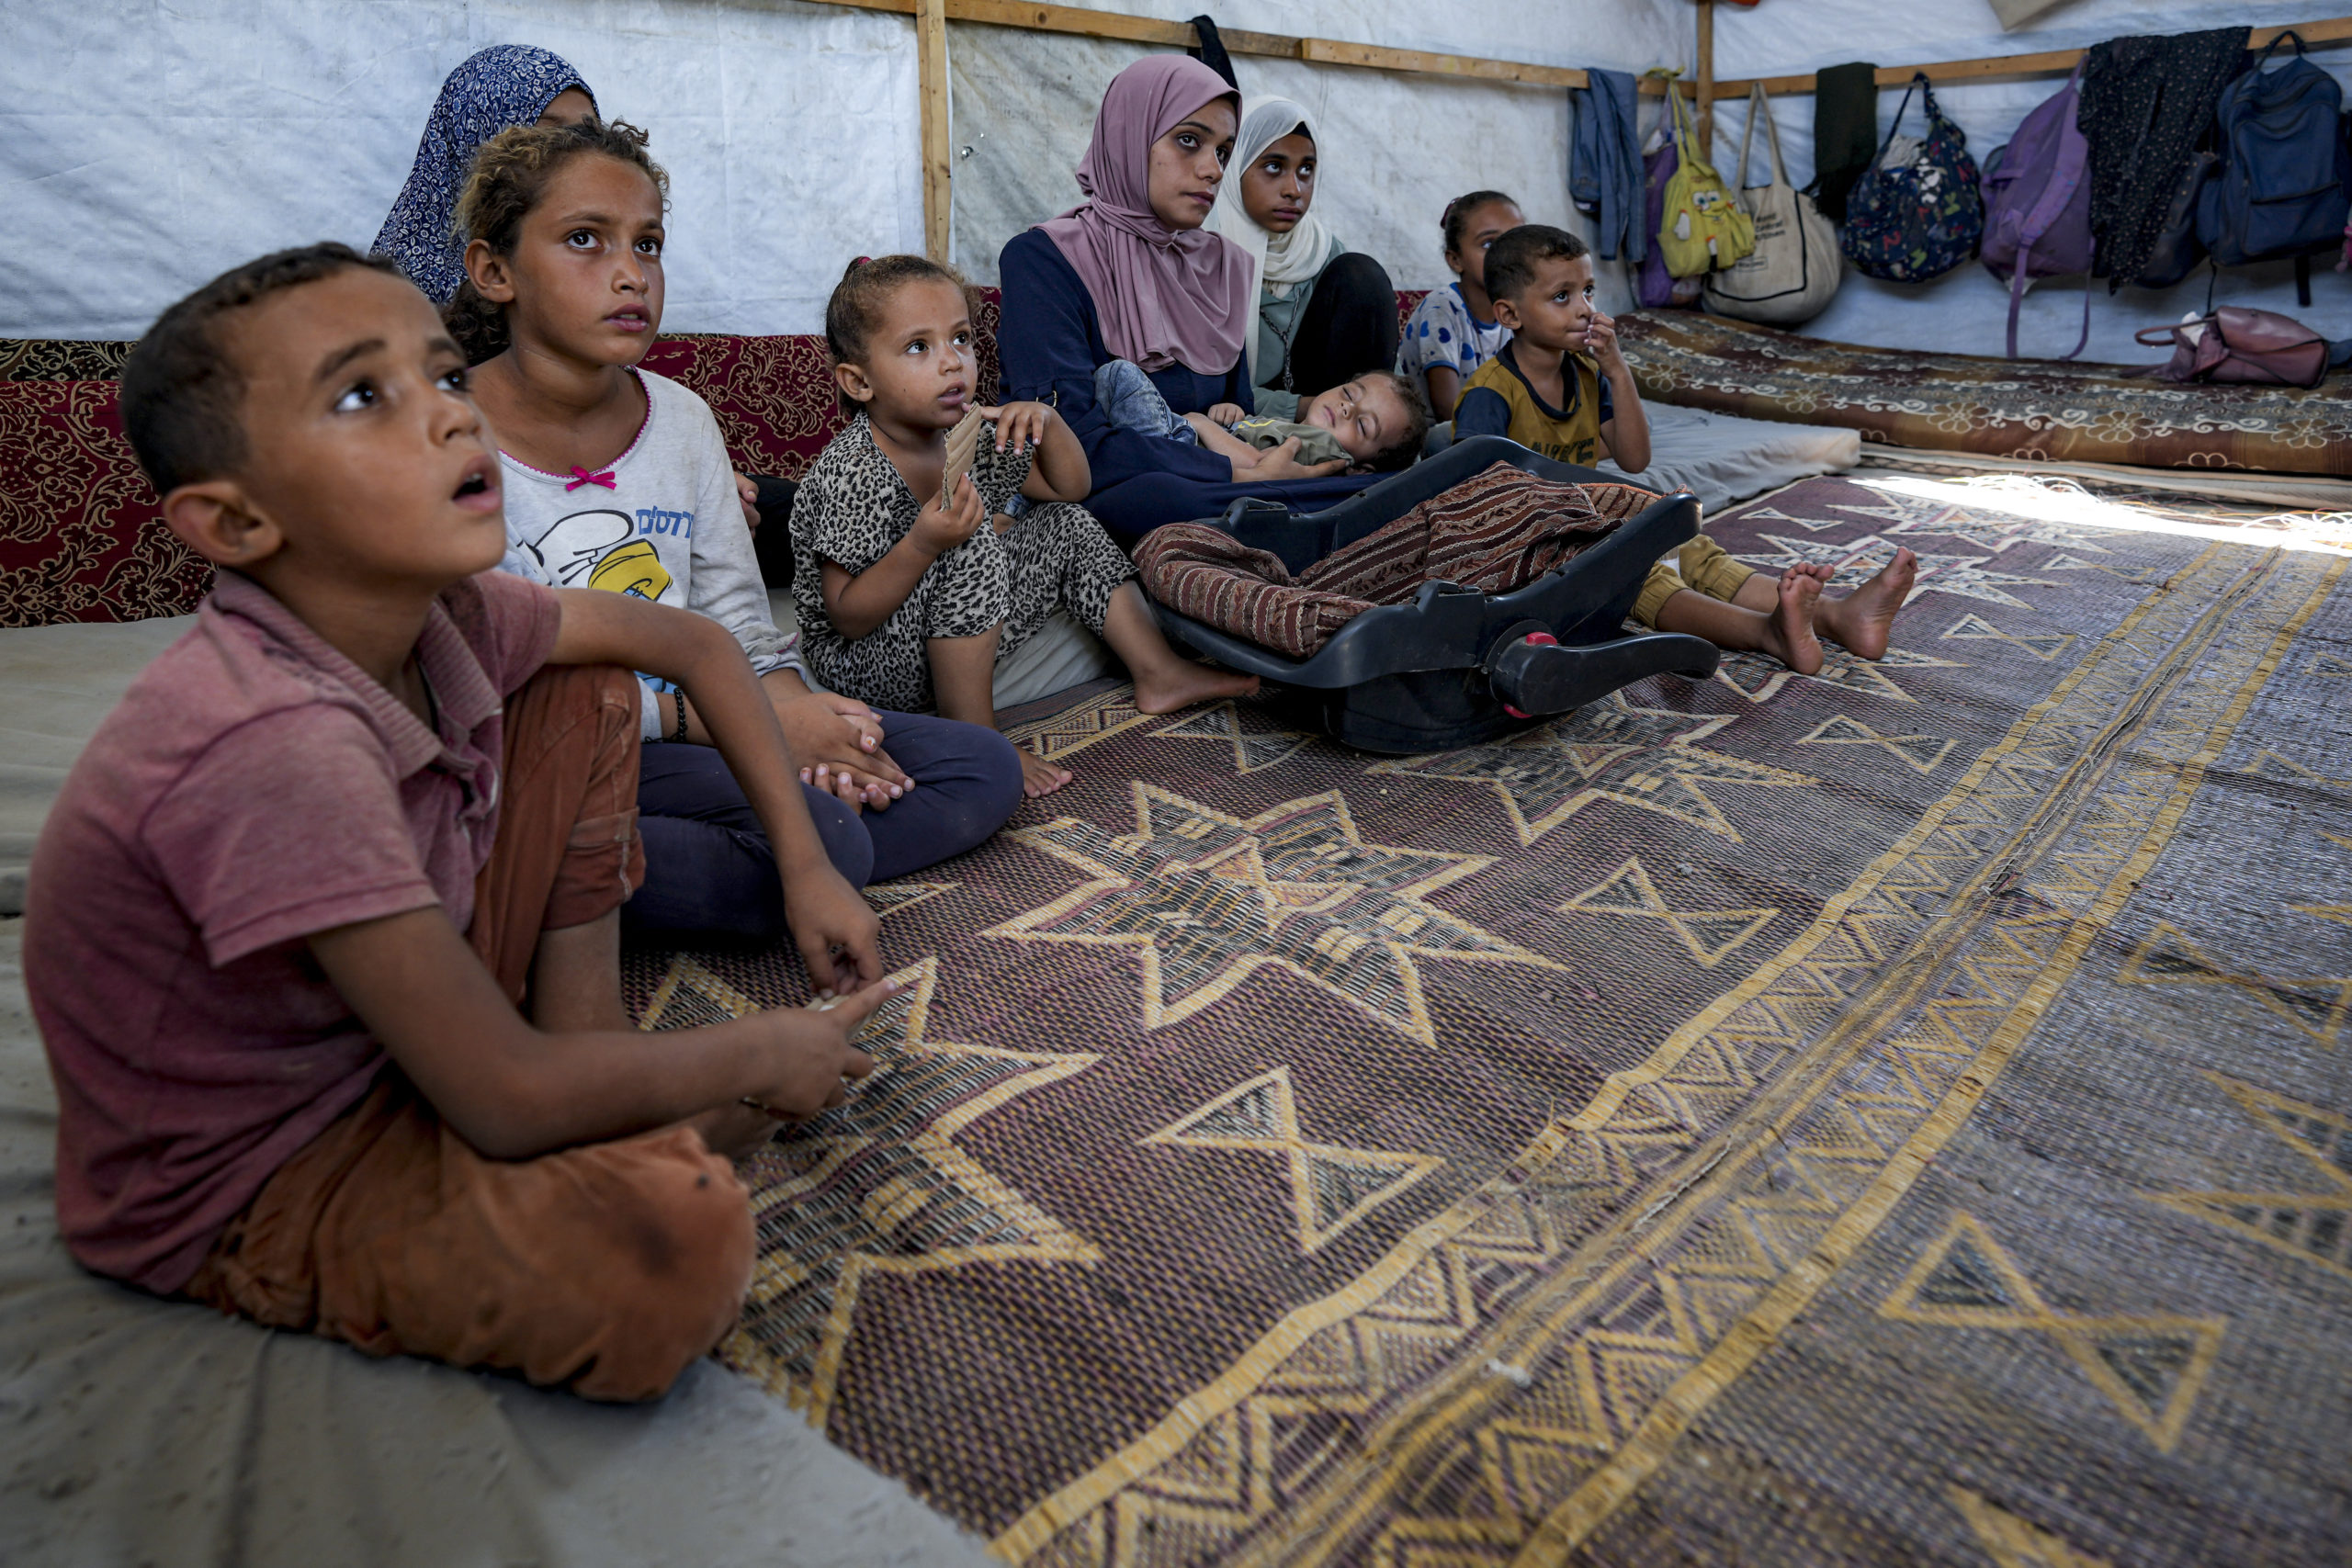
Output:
[701, 955, 1102, 1429]
[1555, 856, 1780, 969]
[1149, 701, 1317, 775]
[988, 784, 1562, 1046]
[1798, 713, 1961, 774]
[1942, 611, 2077, 662]
[1369, 691, 1819, 846]
[2153, 1071, 2352, 1287]
[1712, 644, 1966, 705]
[1145, 1067, 1443, 1251]
[1734, 531, 2060, 608]
[1948, 1486, 2118, 1568]
[990, 543, 2344, 1567]
[1880, 1213, 2227, 1453]
[1822, 490, 2116, 558]
[2115, 920, 2352, 1048]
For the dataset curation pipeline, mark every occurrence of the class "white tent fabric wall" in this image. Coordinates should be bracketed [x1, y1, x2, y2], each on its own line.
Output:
[1707, 0, 2352, 363]
[945, 0, 1686, 318]
[5, 0, 925, 341]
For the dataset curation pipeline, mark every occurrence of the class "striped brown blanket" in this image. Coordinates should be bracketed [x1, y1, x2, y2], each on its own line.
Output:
[1134, 462, 1657, 659]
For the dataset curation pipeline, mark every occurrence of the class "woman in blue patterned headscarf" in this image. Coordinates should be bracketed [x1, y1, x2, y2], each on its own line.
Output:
[371, 46, 598, 301]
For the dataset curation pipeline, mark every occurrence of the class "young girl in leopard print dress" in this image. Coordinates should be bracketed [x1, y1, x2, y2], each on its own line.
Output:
[792, 255, 1257, 796]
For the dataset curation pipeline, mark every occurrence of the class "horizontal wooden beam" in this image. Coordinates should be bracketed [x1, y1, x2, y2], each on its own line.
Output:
[786, 0, 1680, 93]
[1711, 15, 2352, 98]
[1299, 37, 1584, 89]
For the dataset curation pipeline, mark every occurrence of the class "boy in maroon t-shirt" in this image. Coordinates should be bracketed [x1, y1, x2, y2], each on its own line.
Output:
[25, 243, 896, 1400]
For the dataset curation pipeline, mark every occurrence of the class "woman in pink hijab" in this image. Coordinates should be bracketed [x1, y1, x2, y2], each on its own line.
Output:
[997, 56, 1381, 543]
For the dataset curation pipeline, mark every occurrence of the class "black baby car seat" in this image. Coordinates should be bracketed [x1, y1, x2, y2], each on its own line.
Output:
[1143, 436, 1721, 755]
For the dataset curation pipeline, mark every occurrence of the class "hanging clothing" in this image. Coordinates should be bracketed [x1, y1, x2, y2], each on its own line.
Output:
[1036, 55, 1254, 375]
[1570, 67, 1646, 263]
[2080, 27, 2250, 292]
[370, 46, 595, 303]
[1809, 62, 1880, 225]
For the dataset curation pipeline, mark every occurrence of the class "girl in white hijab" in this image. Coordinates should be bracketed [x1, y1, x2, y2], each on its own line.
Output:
[1204, 99, 1399, 419]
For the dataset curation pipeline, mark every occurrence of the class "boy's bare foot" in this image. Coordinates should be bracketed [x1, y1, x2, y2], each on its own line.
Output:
[1020, 747, 1074, 797]
[1131, 661, 1261, 716]
[689, 1101, 782, 1161]
[1815, 547, 1917, 660]
[1759, 570, 1826, 675]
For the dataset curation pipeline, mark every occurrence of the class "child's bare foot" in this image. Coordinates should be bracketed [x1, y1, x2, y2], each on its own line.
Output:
[1020, 747, 1074, 797]
[1131, 660, 1261, 716]
[1760, 570, 1826, 675]
[689, 1100, 781, 1160]
[1816, 547, 1916, 660]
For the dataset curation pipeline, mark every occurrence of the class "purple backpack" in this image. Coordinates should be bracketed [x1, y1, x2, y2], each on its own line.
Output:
[1981, 65, 2094, 359]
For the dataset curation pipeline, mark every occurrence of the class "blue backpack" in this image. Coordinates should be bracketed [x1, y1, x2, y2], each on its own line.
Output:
[2198, 31, 2351, 269]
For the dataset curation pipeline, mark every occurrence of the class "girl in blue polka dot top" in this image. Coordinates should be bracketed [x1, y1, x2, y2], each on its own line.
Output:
[1396, 191, 1524, 421]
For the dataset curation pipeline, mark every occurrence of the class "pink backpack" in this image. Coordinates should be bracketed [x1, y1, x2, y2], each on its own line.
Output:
[1981, 65, 2094, 359]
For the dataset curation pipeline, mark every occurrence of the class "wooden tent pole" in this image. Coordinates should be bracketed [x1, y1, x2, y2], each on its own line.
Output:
[789, 0, 1699, 94]
[1695, 0, 1714, 152]
[917, 0, 952, 261]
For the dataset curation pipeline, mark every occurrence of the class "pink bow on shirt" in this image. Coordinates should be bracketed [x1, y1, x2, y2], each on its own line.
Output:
[566, 467, 618, 491]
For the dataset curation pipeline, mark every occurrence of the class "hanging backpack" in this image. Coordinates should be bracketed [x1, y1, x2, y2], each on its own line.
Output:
[2198, 30, 2350, 291]
[1704, 83, 1841, 325]
[1639, 129, 1703, 307]
[1841, 73, 1984, 283]
[1659, 85, 1756, 278]
[1979, 64, 2094, 358]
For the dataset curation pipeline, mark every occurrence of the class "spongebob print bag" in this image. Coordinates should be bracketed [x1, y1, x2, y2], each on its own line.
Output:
[1659, 85, 1756, 278]
[1840, 73, 1984, 283]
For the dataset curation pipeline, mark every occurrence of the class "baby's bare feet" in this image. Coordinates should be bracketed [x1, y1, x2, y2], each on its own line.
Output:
[1131, 661, 1261, 716]
[1020, 747, 1074, 797]
[1818, 547, 1916, 660]
[1762, 570, 1826, 675]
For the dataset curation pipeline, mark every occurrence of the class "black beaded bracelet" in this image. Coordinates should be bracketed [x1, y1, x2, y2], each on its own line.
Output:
[672, 688, 689, 743]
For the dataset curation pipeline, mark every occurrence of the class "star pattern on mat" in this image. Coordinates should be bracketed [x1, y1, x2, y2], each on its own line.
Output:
[1941, 611, 2076, 661]
[1735, 533, 2059, 609]
[1822, 492, 2114, 555]
[1144, 1067, 1442, 1251]
[1731, 503, 1850, 533]
[1150, 700, 1316, 775]
[865, 880, 957, 919]
[2153, 1072, 2352, 1287]
[1556, 856, 1779, 968]
[1798, 713, 1959, 774]
[1948, 1487, 2118, 1568]
[989, 784, 1561, 1045]
[1712, 645, 1966, 706]
[2116, 920, 2352, 1048]
[1880, 1213, 2226, 1451]
[1370, 691, 1818, 845]
[686, 955, 1102, 1428]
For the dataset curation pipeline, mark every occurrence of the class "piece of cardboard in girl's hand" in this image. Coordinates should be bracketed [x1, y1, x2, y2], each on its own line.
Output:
[941, 406, 983, 500]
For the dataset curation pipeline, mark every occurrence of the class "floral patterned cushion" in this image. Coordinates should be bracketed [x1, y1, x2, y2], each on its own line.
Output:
[0, 380, 209, 627]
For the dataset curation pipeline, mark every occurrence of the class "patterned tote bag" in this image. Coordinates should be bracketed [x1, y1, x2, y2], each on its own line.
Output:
[1840, 73, 1984, 283]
